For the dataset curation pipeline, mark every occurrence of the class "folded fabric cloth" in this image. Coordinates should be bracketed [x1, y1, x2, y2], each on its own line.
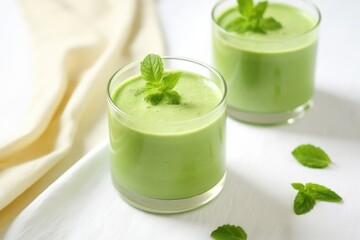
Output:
[0, 0, 164, 227]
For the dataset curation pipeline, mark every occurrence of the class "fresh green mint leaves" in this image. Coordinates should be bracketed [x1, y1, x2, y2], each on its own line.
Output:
[211, 224, 247, 240]
[210, 144, 343, 237]
[227, 0, 282, 34]
[136, 54, 181, 105]
[291, 145, 342, 215]
[292, 182, 342, 215]
[292, 144, 332, 168]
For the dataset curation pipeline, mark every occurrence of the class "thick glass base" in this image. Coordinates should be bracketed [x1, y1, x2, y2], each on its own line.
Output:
[227, 100, 313, 126]
[112, 173, 226, 214]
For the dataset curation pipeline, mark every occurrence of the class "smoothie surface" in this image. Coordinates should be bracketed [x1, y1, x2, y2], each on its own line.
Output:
[217, 3, 317, 41]
[111, 71, 222, 122]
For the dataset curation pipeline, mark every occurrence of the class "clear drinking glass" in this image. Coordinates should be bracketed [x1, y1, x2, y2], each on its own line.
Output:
[107, 57, 227, 213]
[212, 0, 321, 125]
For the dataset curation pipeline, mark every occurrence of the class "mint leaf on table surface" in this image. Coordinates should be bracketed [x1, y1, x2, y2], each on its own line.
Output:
[291, 182, 305, 191]
[227, 0, 282, 34]
[305, 183, 343, 202]
[292, 144, 332, 168]
[136, 54, 182, 105]
[291, 182, 343, 215]
[211, 224, 247, 240]
[293, 191, 315, 215]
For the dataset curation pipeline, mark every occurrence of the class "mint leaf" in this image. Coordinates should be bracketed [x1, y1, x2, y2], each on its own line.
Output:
[164, 90, 180, 104]
[237, 0, 253, 19]
[229, 0, 282, 34]
[144, 91, 164, 105]
[140, 54, 163, 82]
[293, 191, 315, 215]
[252, 1, 267, 19]
[137, 54, 182, 105]
[135, 86, 152, 96]
[292, 144, 332, 168]
[260, 17, 282, 31]
[251, 25, 266, 34]
[226, 18, 250, 33]
[162, 72, 181, 90]
[291, 183, 305, 191]
[292, 182, 343, 215]
[306, 183, 343, 202]
[211, 224, 247, 240]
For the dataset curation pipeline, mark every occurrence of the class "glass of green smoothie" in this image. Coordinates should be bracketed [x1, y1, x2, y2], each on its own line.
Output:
[212, 0, 321, 125]
[107, 55, 227, 213]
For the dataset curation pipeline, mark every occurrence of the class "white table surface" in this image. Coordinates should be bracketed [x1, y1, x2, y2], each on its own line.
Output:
[1, 0, 360, 239]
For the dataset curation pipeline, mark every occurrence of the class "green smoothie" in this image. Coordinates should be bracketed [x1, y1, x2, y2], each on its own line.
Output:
[108, 71, 226, 200]
[213, 3, 319, 113]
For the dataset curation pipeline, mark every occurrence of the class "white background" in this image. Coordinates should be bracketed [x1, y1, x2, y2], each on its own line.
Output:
[1, 0, 360, 239]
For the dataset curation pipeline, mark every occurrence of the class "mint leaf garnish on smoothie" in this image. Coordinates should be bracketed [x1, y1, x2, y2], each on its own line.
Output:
[135, 54, 182, 105]
[291, 182, 342, 215]
[227, 0, 282, 34]
[211, 224, 247, 240]
[292, 144, 332, 168]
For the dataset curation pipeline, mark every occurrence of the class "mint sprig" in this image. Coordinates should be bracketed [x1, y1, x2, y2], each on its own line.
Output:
[227, 0, 282, 34]
[291, 182, 342, 215]
[135, 54, 181, 105]
[211, 224, 247, 240]
[292, 144, 332, 168]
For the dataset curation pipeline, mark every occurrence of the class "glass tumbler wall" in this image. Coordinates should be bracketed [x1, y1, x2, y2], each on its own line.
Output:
[212, 0, 321, 125]
[107, 57, 227, 213]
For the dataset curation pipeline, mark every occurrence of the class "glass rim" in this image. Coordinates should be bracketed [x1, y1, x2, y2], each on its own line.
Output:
[106, 56, 227, 125]
[211, 0, 322, 43]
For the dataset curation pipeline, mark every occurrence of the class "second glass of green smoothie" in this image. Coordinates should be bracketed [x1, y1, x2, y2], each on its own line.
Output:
[107, 56, 227, 213]
[212, 0, 321, 125]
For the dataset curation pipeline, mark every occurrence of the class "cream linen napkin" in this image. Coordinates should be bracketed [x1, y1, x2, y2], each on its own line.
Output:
[0, 0, 164, 227]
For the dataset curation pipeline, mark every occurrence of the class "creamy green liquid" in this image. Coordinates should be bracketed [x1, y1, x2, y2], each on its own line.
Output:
[108, 71, 226, 199]
[213, 3, 318, 113]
